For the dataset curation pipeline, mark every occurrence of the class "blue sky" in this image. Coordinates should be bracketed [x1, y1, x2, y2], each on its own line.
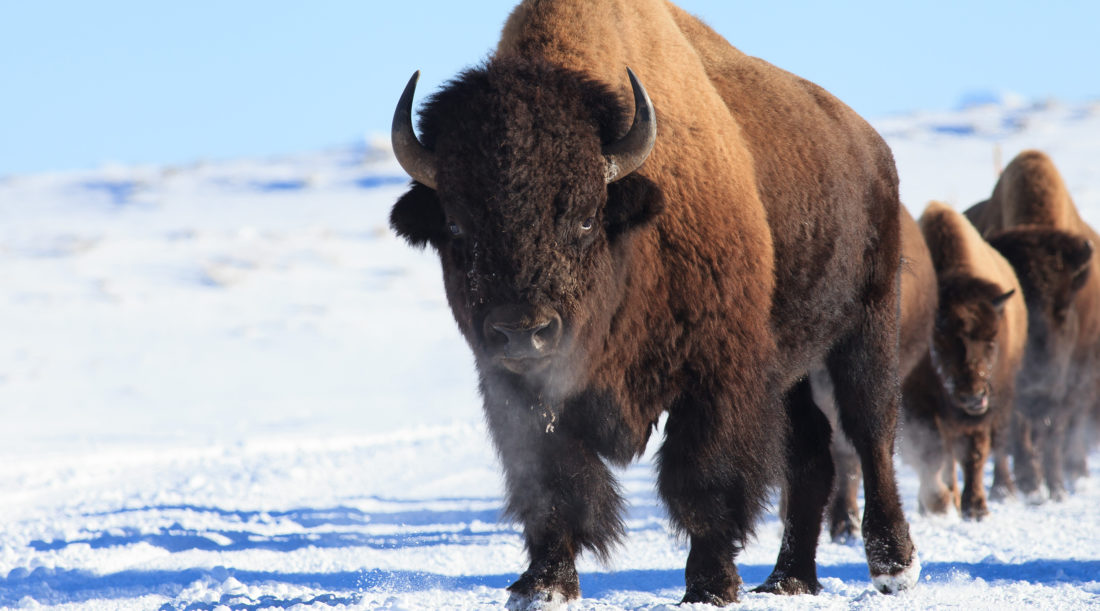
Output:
[2, 1, 1097, 175]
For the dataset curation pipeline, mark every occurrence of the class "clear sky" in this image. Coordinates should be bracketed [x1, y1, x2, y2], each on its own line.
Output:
[2, 1, 1097, 175]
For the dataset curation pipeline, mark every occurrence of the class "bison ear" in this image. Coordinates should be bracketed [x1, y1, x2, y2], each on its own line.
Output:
[1070, 258, 1091, 293]
[391, 183, 446, 248]
[605, 173, 665, 239]
[1069, 239, 1093, 292]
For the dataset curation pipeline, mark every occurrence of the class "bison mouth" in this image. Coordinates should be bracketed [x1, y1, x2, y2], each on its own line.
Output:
[954, 388, 991, 416]
[496, 355, 553, 375]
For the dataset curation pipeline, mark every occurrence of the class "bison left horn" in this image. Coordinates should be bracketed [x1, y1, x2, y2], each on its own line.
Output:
[391, 71, 438, 190]
[603, 68, 657, 183]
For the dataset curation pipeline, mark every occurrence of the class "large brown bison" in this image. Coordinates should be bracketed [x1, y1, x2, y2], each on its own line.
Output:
[967, 150, 1099, 501]
[810, 205, 937, 542]
[901, 201, 1026, 519]
[389, 0, 918, 606]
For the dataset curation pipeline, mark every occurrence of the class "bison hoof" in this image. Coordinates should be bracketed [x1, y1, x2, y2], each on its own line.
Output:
[988, 484, 1015, 502]
[1024, 490, 1047, 506]
[871, 549, 921, 594]
[918, 491, 955, 516]
[1049, 486, 1068, 503]
[753, 574, 823, 596]
[830, 514, 862, 544]
[505, 564, 579, 611]
[505, 589, 570, 611]
[681, 586, 738, 606]
[961, 502, 989, 521]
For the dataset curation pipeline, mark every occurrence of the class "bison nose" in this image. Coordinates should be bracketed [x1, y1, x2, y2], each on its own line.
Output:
[483, 305, 563, 361]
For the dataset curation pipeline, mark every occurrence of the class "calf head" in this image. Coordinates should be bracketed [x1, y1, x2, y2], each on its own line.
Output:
[930, 274, 1015, 415]
[988, 227, 1093, 400]
[389, 58, 665, 397]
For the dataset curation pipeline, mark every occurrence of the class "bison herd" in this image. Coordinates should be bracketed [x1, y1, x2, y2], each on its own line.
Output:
[387, 0, 1098, 607]
[902, 153, 1100, 518]
[829, 152, 1098, 540]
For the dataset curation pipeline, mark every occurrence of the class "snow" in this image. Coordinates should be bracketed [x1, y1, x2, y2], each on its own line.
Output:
[3, 98, 1100, 610]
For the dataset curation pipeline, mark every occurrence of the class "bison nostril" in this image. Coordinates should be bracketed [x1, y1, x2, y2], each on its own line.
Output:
[528, 320, 551, 350]
[486, 323, 510, 348]
[532, 315, 562, 351]
[484, 308, 563, 358]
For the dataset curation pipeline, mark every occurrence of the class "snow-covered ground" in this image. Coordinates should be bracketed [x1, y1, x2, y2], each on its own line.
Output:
[2, 97, 1099, 610]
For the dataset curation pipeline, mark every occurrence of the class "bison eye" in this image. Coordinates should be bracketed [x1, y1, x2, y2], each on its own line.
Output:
[448, 220, 462, 236]
[581, 216, 596, 231]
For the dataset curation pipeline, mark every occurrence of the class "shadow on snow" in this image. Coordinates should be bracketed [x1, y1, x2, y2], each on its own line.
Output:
[85, 502, 507, 529]
[14, 499, 1096, 607]
[3, 560, 1100, 608]
[35, 501, 668, 555]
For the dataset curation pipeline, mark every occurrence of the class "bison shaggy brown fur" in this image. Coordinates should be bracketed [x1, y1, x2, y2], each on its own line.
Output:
[967, 150, 1099, 501]
[901, 201, 1026, 519]
[389, 0, 918, 606]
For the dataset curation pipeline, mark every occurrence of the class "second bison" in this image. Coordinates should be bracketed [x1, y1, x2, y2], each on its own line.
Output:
[901, 201, 1026, 519]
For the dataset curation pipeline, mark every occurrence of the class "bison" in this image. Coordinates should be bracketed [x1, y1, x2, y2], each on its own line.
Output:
[966, 150, 1099, 501]
[900, 201, 1026, 519]
[389, 0, 918, 606]
[968, 149, 1095, 502]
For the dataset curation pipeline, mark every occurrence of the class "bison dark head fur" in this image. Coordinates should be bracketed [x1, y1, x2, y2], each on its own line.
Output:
[929, 273, 1016, 416]
[987, 226, 1093, 401]
[390, 58, 665, 398]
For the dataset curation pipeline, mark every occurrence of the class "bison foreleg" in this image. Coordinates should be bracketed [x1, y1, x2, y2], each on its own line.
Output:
[657, 387, 780, 605]
[1040, 415, 1069, 502]
[1012, 413, 1044, 501]
[1064, 405, 1090, 490]
[485, 396, 625, 608]
[988, 414, 1016, 501]
[756, 378, 833, 595]
[959, 429, 991, 520]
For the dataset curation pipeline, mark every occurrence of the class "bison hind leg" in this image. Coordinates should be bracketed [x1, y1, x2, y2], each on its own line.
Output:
[756, 378, 832, 596]
[827, 302, 919, 590]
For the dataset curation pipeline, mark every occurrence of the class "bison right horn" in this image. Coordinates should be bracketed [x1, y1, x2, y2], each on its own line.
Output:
[603, 68, 657, 183]
[392, 71, 438, 190]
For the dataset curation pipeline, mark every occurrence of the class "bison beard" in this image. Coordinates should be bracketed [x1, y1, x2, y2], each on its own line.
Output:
[389, 1, 919, 606]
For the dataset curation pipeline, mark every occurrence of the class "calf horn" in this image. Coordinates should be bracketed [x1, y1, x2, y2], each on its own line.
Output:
[391, 71, 438, 190]
[603, 68, 657, 183]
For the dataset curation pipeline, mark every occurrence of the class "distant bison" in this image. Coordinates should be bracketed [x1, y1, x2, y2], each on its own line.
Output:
[389, 0, 918, 606]
[901, 201, 1026, 519]
[967, 150, 1099, 501]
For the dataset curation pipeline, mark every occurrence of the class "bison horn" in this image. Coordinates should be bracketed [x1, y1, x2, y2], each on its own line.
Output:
[603, 68, 657, 183]
[391, 71, 438, 190]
